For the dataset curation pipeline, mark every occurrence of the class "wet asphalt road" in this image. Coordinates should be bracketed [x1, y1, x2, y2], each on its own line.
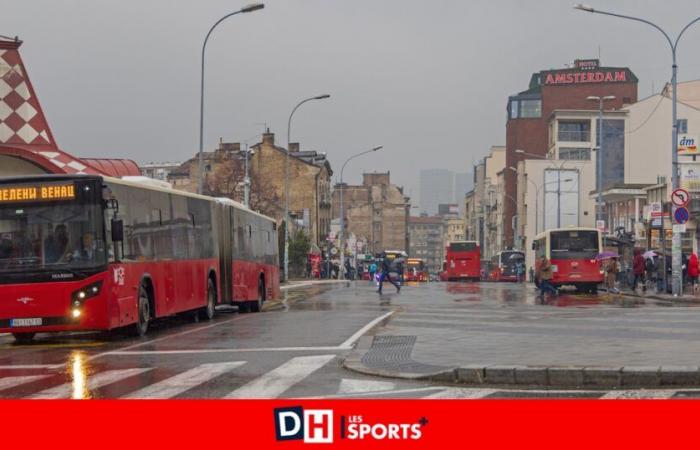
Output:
[2, 281, 700, 399]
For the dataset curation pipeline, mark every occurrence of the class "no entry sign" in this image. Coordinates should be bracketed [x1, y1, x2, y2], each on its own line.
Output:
[672, 188, 690, 207]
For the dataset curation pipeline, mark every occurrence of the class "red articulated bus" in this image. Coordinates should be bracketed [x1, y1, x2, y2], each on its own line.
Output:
[0, 175, 280, 343]
[444, 241, 480, 281]
[403, 258, 428, 282]
[533, 227, 603, 294]
[489, 250, 525, 282]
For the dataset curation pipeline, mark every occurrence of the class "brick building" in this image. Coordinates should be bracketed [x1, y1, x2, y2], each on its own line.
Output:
[169, 131, 332, 246]
[503, 59, 638, 247]
[407, 215, 444, 273]
[332, 172, 410, 254]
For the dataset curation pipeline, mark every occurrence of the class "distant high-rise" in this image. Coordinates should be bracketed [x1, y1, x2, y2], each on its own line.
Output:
[419, 169, 471, 215]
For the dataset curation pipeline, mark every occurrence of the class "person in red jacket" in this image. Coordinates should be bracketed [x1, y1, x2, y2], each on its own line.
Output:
[632, 248, 646, 293]
[688, 253, 699, 294]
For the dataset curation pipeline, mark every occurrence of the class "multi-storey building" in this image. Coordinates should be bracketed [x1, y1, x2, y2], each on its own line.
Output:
[332, 172, 410, 255]
[407, 215, 445, 273]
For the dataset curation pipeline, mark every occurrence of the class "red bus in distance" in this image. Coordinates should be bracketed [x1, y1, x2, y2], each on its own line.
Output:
[0, 175, 280, 342]
[404, 258, 428, 282]
[444, 241, 480, 281]
[533, 228, 603, 294]
[489, 250, 524, 282]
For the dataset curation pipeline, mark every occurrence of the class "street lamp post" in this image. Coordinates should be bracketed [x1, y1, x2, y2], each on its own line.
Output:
[574, 4, 700, 296]
[508, 167, 571, 235]
[197, 3, 265, 195]
[515, 149, 573, 229]
[587, 95, 616, 230]
[339, 146, 383, 279]
[284, 94, 330, 282]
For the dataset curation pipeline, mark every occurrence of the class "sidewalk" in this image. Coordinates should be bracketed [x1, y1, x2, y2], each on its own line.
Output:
[342, 283, 700, 389]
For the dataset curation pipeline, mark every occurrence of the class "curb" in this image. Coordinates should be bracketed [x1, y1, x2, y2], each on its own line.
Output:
[344, 354, 700, 388]
[600, 287, 700, 303]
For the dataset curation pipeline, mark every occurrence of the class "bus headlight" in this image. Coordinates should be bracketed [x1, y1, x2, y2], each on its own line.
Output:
[71, 281, 103, 304]
[72, 309, 81, 318]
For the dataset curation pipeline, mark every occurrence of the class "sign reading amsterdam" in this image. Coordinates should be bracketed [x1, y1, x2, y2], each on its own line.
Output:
[0, 183, 76, 203]
[543, 70, 628, 85]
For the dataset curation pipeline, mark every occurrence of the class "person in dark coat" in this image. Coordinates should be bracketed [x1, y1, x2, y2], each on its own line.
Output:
[377, 253, 400, 295]
[631, 248, 646, 293]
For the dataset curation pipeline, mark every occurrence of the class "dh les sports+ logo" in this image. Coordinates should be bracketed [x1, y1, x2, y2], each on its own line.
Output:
[273, 406, 427, 444]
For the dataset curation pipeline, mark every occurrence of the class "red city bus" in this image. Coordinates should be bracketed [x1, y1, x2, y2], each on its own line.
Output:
[0, 175, 280, 342]
[444, 241, 481, 281]
[404, 258, 428, 282]
[533, 227, 603, 293]
[489, 250, 525, 282]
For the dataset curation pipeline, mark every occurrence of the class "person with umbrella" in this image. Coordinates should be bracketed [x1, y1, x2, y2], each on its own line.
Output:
[604, 254, 620, 294]
[632, 248, 646, 293]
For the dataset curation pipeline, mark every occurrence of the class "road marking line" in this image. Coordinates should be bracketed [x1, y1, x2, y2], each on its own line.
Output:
[124, 362, 246, 399]
[108, 346, 346, 355]
[0, 375, 52, 391]
[88, 315, 251, 362]
[0, 364, 63, 369]
[226, 354, 335, 399]
[600, 390, 677, 399]
[29, 368, 151, 399]
[424, 388, 498, 399]
[337, 378, 395, 394]
[339, 311, 395, 349]
[305, 386, 446, 399]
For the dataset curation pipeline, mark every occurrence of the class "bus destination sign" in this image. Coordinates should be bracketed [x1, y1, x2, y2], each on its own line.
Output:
[0, 183, 76, 203]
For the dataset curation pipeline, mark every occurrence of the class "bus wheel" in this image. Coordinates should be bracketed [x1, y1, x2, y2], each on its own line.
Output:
[200, 278, 216, 321]
[238, 301, 250, 314]
[250, 280, 265, 313]
[132, 284, 151, 337]
[12, 333, 35, 344]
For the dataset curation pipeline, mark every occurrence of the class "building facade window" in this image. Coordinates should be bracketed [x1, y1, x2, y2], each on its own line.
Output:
[558, 120, 591, 142]
[678, 118, 688, 134]
[597, 119, 625, 190]
[520, 100, 541, 118]
[559, 147, 591, 160]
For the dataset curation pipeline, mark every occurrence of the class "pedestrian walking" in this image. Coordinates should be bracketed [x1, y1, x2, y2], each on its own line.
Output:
[368, 261, 377, 284]
[689, 252, 699, 294]
[536, 256, 557, 300]
[377, 253, 400, 295]
[631, 248, 646, 293]
[605, 256, 620, 294]
[516, 261, 525, 283]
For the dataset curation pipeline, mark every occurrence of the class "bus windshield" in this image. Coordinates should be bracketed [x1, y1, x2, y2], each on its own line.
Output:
[407, 260, 425, 271]
[500, 251, 524, 269]
[450, 242, 477, 252]
[0, 202, 106, 275]
[550, 230, 599, 260]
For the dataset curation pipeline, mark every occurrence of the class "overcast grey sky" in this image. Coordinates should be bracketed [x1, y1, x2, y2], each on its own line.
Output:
[2, 0, 700, 202]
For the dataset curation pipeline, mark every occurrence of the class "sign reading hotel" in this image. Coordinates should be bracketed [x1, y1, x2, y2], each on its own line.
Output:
[678, 134, 699, 155]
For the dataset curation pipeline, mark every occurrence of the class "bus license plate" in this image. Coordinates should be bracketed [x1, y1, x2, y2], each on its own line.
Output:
[11, 318, 42, 327]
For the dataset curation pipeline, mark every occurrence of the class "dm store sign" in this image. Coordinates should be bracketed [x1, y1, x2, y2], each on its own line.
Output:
[678, 134, 699, 155]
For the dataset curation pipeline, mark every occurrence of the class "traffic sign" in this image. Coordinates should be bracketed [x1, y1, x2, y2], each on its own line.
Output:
[673, 224, 687, 233]
[671, 188, 690, 207]
[674, 206, 690, 224]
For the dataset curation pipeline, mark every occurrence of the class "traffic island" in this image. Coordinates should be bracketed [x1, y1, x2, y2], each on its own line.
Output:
[342, 336, 700, 389]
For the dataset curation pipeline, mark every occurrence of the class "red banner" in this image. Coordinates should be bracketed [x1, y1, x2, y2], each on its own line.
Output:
[1, 400, 699, 448]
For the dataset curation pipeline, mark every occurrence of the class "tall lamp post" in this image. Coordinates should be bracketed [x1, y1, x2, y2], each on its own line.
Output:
[339, 146, 383, 278]
[586, 95, 616, 229]
[197, 3, 265, 195]
[508, 166, 572, 235]
[284, 94, 330, 282]
[574, 4, 700, 296]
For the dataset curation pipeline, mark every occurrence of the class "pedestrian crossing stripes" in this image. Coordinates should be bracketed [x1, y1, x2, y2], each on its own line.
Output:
[225, 354, 336, 399]
[124, 362, 245, 399]
[29, 368, 151, 399]
[0, 375, 51, 392]
[2, 357, 700, 399]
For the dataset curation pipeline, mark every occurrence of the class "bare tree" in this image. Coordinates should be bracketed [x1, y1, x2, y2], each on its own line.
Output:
[205, 154, 282, 219]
